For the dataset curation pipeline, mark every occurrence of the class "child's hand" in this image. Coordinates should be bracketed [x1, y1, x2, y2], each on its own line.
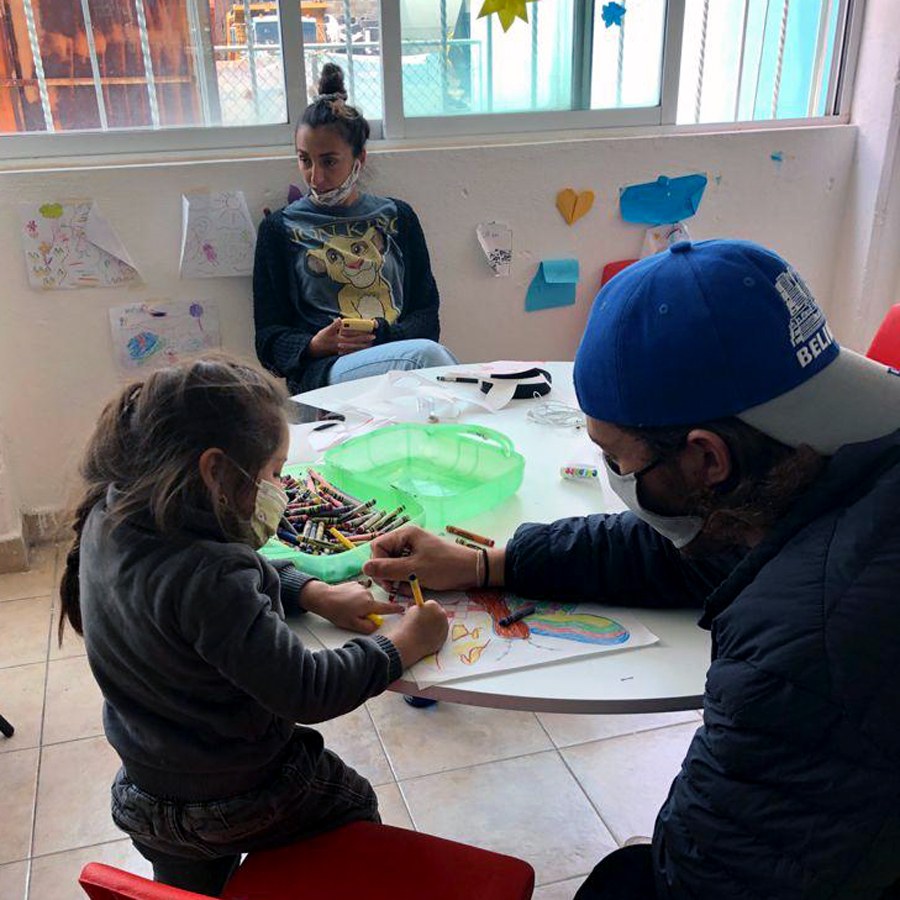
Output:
[382, 600, 449, 669]
[300, 580, 404, 634]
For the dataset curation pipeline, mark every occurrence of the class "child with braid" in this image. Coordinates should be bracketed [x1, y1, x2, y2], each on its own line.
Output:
[59, 356, 447, 896]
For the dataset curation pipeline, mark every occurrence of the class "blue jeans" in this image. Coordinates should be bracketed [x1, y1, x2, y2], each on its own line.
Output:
[327, 339, 458, 385]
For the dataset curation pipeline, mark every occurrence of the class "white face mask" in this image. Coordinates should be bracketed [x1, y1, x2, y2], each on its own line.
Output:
[602, 454, 704, 549]
[248, 478, 289, 549]
[226, 457, 289, 549]
[308, 159, 361, 207]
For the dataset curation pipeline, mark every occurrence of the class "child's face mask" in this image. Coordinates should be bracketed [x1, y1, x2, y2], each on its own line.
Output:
[225, 458, 289, 549]
[248, 479, 289, 549]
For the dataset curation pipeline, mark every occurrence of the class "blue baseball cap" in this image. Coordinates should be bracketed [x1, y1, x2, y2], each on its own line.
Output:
[574, 239, 900, 454]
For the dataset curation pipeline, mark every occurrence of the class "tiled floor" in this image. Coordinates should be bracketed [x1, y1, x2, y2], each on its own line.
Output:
[0, 546, 702, 900]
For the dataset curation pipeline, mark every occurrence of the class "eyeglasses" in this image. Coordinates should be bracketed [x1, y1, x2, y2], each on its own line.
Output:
[603, 453, 664, 479]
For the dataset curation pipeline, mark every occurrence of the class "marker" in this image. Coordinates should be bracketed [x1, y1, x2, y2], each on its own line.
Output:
[329, 527, 356, 551]
[446, 525, 495, 547]
[498, 604, 537, 627]
[313, 420, 340, 432]
[408, 573, 425, 607]
[366, 613, 384, 627]
[436, 375, 479, 384]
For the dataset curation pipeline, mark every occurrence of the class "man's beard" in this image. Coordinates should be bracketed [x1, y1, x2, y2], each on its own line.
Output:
[679, 445, 826, 557]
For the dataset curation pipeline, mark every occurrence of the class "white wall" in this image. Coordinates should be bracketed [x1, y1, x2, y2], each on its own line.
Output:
[0, 124, 855, 515]
[830, 0, 900, 348]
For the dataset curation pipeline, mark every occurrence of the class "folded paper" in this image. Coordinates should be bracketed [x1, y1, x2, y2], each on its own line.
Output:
[641, 221, 691, 257]
[19, 201, 140, 290]
[600, 258, 638, 287]
[476, 221, 512, 276]
[556, 188, 594, 225]
[601, 2, 626, 27]
[525, 259, 579, 312]
[477, 0, 539, 31]
[619, 173, 707, 225]
[180, 191, 256, 279]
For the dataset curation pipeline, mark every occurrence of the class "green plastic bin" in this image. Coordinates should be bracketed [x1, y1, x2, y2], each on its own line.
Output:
[323, 423, 525, 529]
[257, 463, 424, 583]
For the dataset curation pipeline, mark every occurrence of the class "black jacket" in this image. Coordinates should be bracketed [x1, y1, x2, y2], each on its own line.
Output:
[506, 429, 900, 899]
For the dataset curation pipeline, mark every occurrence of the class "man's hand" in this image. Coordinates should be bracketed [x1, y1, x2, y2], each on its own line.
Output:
[364, 525, 488, 592]
[300, 580, 404, 634]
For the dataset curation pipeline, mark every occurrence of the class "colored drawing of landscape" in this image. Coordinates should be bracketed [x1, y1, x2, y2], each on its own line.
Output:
[19, 201, 140, 290]
[303, 589, 658, 688]
[108, 300, 220, 371]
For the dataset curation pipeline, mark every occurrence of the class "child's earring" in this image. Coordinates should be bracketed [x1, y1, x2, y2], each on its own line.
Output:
[218, 492, 229, 508]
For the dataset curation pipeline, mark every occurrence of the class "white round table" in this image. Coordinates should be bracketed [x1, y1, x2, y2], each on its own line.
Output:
[287, 362, 710, 714]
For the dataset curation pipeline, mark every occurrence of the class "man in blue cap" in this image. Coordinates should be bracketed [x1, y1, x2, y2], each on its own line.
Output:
[365, 239, 900, 899]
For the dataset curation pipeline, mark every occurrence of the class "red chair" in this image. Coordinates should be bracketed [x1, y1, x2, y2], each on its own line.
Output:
[79, 863, 211, 900]
[867, 304, 900, 368]
[80, 821, 535, 900]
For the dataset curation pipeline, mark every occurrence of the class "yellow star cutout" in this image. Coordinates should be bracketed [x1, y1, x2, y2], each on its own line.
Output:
[478, 0, 539, 32]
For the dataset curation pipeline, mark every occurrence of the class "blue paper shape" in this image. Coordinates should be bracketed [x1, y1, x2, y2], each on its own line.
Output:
[601, 2, 626, 28]
[619, 173, 708, 225]
[525, 259, 580, 312]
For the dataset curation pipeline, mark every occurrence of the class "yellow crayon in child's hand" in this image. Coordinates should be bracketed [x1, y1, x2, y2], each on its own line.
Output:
[366, 613, 384, 627]
[408, 573, 425, 607]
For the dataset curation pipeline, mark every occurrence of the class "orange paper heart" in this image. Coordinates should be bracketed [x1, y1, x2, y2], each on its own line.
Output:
[556, 188, 595, 225]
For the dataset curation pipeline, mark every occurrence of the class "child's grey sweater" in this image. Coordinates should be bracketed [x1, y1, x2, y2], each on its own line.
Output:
[79, 485, 402, 801]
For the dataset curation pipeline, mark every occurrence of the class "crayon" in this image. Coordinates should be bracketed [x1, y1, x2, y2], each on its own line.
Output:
[408, 573, 425, 607]
[446, 525, 495, 547]
[498, 604, 537, 627]
[366, 613, 384, 627]
[329, 527, 356, 551]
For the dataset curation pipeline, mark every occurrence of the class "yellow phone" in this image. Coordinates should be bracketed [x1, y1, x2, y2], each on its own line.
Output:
[341, 317, 377, 334]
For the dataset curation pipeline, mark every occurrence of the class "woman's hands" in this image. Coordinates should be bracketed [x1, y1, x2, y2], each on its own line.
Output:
[308, 318, 377, 358]
[300, 579, 403, 634]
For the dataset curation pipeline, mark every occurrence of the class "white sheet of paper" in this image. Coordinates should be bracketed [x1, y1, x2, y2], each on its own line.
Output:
[641, 221, 690, 258]
[304, 589, 659, 688]
[476, 221, 512, 276]
[180, 191, 256, 278]
[19, 201, 140, 290]
[108, 299, 221, 370]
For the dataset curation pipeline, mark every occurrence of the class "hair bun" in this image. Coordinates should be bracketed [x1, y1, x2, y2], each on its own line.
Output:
[317, 63, 347, 100]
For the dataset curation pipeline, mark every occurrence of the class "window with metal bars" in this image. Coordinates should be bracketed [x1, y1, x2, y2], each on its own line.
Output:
[0, 0, 862, 157]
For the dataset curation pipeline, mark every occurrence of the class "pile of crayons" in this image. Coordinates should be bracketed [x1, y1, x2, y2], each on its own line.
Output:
[276, 469, 409, 555]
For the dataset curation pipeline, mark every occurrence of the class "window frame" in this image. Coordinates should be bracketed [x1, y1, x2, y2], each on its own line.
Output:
[0, 0, 864, 161]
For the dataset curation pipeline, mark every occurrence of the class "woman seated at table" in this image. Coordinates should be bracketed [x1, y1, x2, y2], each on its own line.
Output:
[253, 63, 458, 394]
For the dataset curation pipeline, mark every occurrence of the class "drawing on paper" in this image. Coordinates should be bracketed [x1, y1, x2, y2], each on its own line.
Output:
[303, 588, 658, 688]
[19, 201, 140, 290]
[180, 191, 256, 278]
[109, 300, 220, 371]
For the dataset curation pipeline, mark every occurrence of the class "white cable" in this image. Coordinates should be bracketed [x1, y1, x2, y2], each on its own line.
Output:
[526, 400, 586, 429]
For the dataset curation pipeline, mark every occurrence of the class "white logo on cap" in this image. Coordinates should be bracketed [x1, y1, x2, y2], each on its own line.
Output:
[775, 268, 833, 367]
